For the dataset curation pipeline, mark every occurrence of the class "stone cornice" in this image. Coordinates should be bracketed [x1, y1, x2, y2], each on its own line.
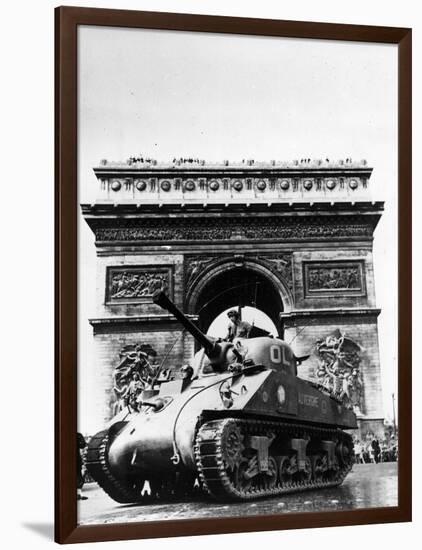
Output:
[94, 167, 373, 178]
[280, 308, 381, 320]
[82, 201, 384, 216]
[89, 314, 199, 326]
[90, 158, 375, 205]
[89, 314, 199, 334]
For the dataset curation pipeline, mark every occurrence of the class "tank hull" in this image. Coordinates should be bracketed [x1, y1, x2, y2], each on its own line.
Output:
[105, 367, 356, 480]
[86, 334, 358, 503]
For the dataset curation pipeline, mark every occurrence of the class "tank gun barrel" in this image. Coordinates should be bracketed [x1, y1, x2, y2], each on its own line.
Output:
[153, 290, 218, 357]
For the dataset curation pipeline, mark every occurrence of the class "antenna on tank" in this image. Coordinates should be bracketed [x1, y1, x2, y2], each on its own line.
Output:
[253, 280, 259, 308]
[287, 318, 314, 346]
[151, 329, 185, 386]
[250, 280, 259, 327]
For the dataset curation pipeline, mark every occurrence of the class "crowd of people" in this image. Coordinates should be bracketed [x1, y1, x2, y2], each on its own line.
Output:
[77, 432, 88, 499]
[353, 435, 398, 464]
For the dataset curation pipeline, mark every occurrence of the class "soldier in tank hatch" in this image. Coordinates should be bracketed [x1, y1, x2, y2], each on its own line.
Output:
[225, 310, 252, 341]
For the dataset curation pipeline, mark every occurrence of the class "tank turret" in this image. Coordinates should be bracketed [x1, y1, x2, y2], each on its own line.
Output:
[86, 291, 357, 504]
[153, 290, 243, 373]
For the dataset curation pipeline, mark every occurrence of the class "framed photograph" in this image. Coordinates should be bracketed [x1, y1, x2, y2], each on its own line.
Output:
[55, 6, 412, 544]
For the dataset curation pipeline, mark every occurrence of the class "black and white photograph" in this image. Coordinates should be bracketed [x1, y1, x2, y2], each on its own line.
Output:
[77, 23, 399, 527]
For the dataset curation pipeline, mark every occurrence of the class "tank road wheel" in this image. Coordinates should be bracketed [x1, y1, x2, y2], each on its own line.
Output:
[296, 457, 312, 485]
[220, 421, 244, 470]
[278, 455, 294, 487]
[232, 452, 277, 495]
[304, 457, 313, 484]
[312, 454, 327, 483]
[195, 418, 249, 500]
[261, 456, 278, 491]
[336, 438, 354, 467]
[233, 459, 254, 493]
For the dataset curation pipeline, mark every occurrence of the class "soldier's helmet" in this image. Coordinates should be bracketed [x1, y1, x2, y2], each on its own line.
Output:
[181, 364, 194, 380]
[227, 310, 240, 319]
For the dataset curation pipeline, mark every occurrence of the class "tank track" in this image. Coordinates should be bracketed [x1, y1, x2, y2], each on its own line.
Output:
[86, 430, 144, 504]
[194, 417, 353, 501]
[86, 430, 197, 503]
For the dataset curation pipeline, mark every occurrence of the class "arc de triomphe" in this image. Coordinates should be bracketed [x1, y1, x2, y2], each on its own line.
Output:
[82, 157, 384, 438]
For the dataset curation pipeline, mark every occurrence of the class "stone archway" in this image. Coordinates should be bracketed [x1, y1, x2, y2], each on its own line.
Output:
[186, 259, 292, 337]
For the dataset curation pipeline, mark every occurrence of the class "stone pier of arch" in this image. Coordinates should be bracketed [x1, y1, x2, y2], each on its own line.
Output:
[82, 158, 385, 439]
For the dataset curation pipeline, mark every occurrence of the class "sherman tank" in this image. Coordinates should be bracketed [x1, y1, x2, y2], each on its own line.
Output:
[86, 291, 356, 503]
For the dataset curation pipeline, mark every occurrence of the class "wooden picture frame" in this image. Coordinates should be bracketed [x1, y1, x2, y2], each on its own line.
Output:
[55, 6, 411, 544]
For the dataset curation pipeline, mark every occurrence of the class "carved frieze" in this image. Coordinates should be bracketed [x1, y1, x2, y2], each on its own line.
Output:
[183, 252, 293, 294]
[95, 217, 374, 243]
[303, 261, 365, 297]
[313, 329, 364, 414]
[112, 342, 159, 414]
[184, 256, 216, 288]
[256, 254, 293, 291]
[106, 266, 172, 303]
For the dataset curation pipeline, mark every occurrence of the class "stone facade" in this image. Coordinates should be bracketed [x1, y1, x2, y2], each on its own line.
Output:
[82, 158, 384, 438]
[89, 322, 195, 426]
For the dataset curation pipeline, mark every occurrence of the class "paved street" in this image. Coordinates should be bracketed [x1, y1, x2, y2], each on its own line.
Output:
[78, 463, 397, 525]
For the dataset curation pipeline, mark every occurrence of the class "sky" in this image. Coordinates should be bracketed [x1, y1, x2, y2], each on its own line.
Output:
[78, 25, 398, 428]
[208, 307, 278, 339]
